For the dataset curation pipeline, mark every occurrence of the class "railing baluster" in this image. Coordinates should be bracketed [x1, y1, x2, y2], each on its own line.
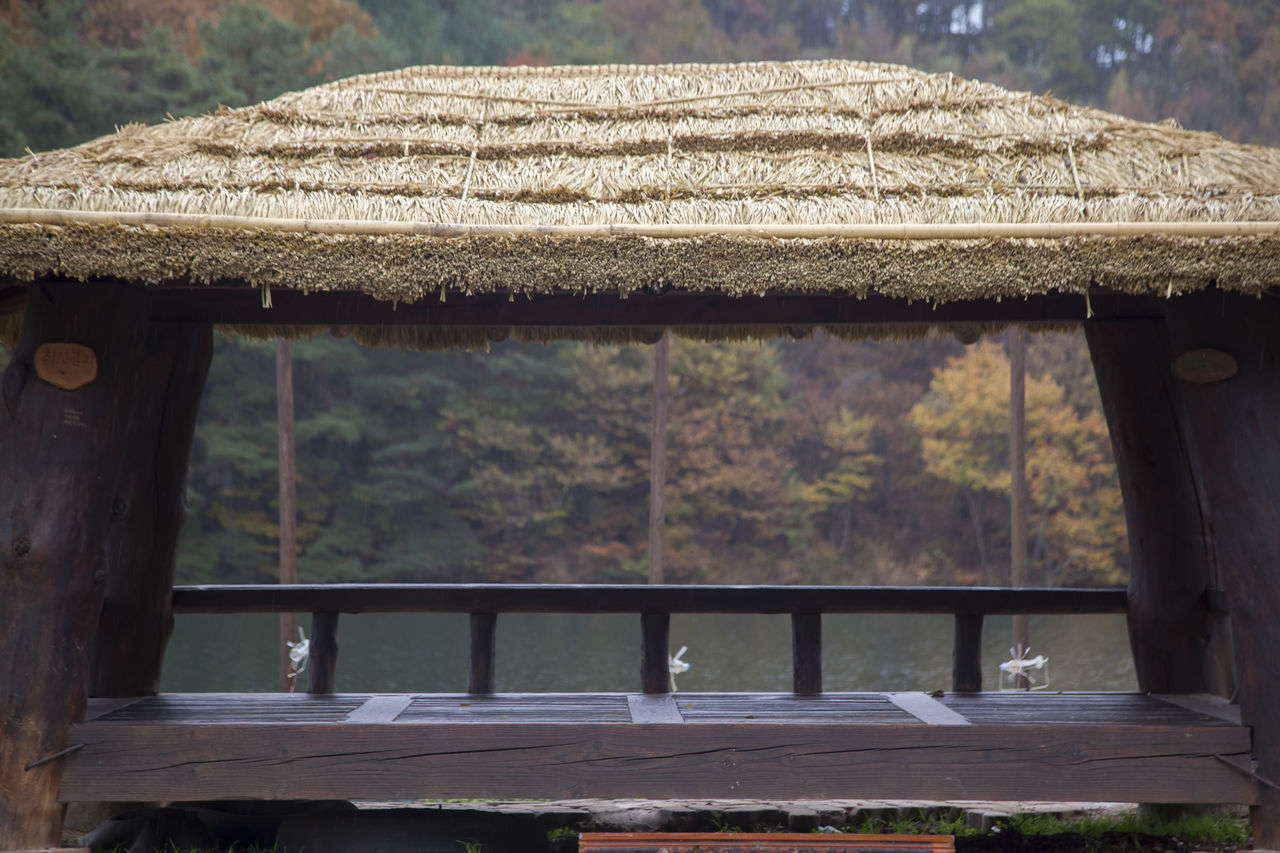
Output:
[468, 612, 498, 694]
[306, 611, 339, 694]
[641, 612, 670, 694]
[952, 612, 984, 693]
[791, 612, 822, 694]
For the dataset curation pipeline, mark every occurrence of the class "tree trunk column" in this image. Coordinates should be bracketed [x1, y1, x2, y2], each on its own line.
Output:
[1085, 318, 1232, 697]
[0, 282, 155, 848]
[92, 323, 212, 697]
[1164, 290, 1280, 847]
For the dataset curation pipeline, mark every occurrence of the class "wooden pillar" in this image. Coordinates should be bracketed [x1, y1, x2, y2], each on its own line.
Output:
[0, 281, 155, 848]
[468, 612, 497, 694]
[1085, 319, 1232, 696]
[1008, 328, 1029, 683]
[952, 613, 984, 693]
[91, 323, 212, 697]
[277, 339, 299, 692]
[640, 612, 670, 694]
[1164, 290, 1280, 847]
[649, 333, 669, 584]
[791, 612, 822, 694]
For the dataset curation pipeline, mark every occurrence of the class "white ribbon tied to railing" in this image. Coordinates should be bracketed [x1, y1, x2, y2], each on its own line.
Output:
[287, 626, 310, 681]
[668, 645, 691, 692]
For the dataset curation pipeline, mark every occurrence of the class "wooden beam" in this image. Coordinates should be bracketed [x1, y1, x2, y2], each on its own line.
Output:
[145, 287, 1165, 329]
[61, 718, 1253, 804]
[171, 583, 1127, 616]
[0, 282, 153, 848]
[1165, 290, 1280, 847]
[91, 323, 212, 698]
[1086, 318, 1232, 696]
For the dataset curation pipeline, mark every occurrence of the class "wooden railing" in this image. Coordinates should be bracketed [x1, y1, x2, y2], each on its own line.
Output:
[171, 584, 1127, 695]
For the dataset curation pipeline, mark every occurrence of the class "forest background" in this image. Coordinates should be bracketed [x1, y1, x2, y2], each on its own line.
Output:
[1, 0, 1276, 588]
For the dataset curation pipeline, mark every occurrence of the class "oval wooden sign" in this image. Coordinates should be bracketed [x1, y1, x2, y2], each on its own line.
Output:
[35, 342, 98, 391]
[1172, 348, 1238, 384]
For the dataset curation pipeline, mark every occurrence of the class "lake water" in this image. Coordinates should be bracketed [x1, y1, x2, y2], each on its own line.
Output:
[161, 610, 1136, 694]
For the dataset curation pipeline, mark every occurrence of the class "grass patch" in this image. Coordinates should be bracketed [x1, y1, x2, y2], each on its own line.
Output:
[842, 808, 1249, 853]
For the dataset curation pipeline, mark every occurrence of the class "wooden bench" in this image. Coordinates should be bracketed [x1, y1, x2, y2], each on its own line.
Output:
[60, 585, 1257, 808]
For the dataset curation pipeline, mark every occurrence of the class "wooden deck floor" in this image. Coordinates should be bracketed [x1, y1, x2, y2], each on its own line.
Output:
[63, 692, 1255, 805]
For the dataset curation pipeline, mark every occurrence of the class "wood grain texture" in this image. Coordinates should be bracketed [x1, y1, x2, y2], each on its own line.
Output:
[628, 694, 684, 724]
[1165, 290, 1280, 847]
[1086, 318, 1232, 696]
[172, 584, 1127, 615]
[91, 322, 212, 698]
[0, 283, 153, 847]
[60, 718, 1253, 804]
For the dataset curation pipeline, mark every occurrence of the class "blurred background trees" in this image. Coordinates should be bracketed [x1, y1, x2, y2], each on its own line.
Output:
[4, 0, 1273, 586]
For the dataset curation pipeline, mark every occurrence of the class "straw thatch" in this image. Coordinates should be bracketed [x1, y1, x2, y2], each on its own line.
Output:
[1, 59, 1278, 347]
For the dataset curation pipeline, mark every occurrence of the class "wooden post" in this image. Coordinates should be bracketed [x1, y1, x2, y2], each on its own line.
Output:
[952, 613, 984, 693]
[1164, 290, 1280, 847]
[1085, 319, 1232, 696]
[640, 612, 670, 694]
[1008, 329, 1029, 686]
[91, 324, 212, 697]
[0, 282, 154, 848]
[306, 611, 339, 695]
[649, 333, 670, 584]
[791, 612, 822, 694]
[468, 612, 497, 694]
[277, 339, 298, 692]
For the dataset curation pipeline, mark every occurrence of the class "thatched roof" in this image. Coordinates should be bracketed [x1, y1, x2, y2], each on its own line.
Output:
[1, 60, 1278, 324]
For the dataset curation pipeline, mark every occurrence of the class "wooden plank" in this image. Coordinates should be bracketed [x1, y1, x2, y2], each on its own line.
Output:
[145, 287, 1166, 328]
[885, 693, 971, 726]
[172, 584, 1127, 616]
[951, 614, 983, 693]
[628, 694, 684, 724]
[60, 720, 1255, 804]
[1155, 693, 1243, 725]
[579, 833, 955, 852]
[343, 695, 414, 724]
[791, 613, 822, 694]
[82, 697, 148, 722]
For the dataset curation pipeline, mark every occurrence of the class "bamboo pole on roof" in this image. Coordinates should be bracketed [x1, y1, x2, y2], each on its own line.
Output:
[1, 208, 1278, 240]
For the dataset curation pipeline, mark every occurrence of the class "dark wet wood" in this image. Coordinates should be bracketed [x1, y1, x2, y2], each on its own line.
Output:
[791, 612, 822, 694]
[172, 584, 1127, 615]
[468, 612, 497, 694]
[578, 832, 955, 851]
[63, 692, 1254, 804]
[641, 612, 670, 694]
[145, 286, 1166, 328]
[1086, 318, 1231, 697]
[0, 282, 153, 848]
[92, 323, 212, 699]
[306, 612, 339, 695]
[1165, 290, 1280, 848]
[951, 613, 984, 693]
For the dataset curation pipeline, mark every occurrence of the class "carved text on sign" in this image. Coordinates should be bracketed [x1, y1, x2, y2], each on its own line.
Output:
[34, 343, 98, 391]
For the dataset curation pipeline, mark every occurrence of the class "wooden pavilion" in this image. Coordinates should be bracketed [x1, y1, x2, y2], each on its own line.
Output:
[2, 60, 1279, 849]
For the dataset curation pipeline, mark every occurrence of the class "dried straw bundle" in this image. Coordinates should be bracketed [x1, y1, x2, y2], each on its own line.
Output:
[1, 59, 1277, 347]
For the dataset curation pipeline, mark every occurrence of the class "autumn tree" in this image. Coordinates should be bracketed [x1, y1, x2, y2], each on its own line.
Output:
[910, 340, 1126, 586]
